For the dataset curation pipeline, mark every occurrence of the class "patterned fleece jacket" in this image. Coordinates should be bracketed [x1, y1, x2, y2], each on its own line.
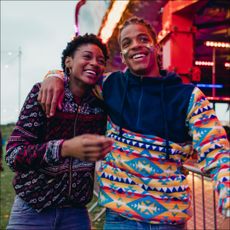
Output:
[96, 70, 230, 225]
[6, 77, 107, 212]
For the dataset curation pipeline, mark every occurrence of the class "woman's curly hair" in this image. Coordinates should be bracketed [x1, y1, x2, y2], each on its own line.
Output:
[61, 33, 109, 71]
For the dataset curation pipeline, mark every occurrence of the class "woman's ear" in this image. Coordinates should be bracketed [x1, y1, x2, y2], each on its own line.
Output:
[65, 56, 73, 68]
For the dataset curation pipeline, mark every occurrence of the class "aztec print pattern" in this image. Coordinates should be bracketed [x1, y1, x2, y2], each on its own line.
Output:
[97, 87, 230, 224]
[186, 87, 230, 216]
[6, 81, 107, 212]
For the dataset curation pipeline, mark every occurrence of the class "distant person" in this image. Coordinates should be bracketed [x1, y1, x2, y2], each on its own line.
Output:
[0, 129, 3, 171]
[39, 17, 229, 230]
[5, 34, 113, 230]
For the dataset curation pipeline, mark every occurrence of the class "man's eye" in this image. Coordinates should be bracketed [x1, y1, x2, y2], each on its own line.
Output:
[122, 40, 130, 48]
[139, 37, 149, 43]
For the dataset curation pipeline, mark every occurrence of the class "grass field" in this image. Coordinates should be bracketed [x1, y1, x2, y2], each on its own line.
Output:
[0, 124, 105, 229]
[0, 149, 15, 229]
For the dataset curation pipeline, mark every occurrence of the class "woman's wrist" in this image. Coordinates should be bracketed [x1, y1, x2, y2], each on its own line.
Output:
[61, 140, 70, 157]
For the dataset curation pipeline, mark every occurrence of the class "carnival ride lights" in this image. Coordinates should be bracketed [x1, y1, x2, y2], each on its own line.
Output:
[99, 1, 129, 43]
[225, 62, 230, 68]
[205, 41, 230, 48]
[195, 61, 213, 66]
[204, 41, 230, 97]
[195, 61, 230, 69]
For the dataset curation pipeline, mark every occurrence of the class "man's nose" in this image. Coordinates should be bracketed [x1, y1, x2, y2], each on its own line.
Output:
[130, 39, 142, 50]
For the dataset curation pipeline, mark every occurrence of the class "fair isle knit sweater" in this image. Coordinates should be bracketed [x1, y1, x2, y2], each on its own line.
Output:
[6, 78, 107, 212]
[96, 70, 230, 225]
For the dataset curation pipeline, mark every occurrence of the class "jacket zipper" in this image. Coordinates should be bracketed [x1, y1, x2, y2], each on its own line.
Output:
[68, 100, 82, 197]
[136, 76, 143, 128]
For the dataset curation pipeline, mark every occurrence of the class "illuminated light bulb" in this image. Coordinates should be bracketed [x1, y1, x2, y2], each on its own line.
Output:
[225, 62, 230, 68]
[205, 41, 230, 48]
[195, 61, 213, 66]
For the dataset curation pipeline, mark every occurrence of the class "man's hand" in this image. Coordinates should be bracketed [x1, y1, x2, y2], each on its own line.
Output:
[38, 77, 64, 117]
[61, 134, 114, 162]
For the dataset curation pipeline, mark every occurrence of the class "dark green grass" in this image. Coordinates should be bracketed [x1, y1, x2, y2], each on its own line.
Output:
[0, 124, 105, 229]
[0, 148, 15, 230]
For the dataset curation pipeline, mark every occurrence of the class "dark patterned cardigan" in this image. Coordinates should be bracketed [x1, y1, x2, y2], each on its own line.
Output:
[6, 80, 107, 212]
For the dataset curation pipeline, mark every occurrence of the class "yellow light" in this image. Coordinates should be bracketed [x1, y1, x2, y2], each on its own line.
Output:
[100, 0, 130, 43]
[205, 41, 230, 48]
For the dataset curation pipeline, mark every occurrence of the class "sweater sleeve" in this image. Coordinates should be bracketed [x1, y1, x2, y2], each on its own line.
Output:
[5, 83, 64, 172]
[186, 87, 230, 217]
[44, 70, 112, 101]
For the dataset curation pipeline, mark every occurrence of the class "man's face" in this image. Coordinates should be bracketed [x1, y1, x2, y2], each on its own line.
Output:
[120, 23, 158, 77]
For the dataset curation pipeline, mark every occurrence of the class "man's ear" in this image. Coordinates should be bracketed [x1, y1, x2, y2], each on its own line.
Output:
[65, 56, 73, 68]
[120, 52, 126, 65]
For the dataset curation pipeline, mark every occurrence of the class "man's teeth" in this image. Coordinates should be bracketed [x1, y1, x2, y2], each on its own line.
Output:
[133, 54, 145, 59]
[85, 70, 96, 75]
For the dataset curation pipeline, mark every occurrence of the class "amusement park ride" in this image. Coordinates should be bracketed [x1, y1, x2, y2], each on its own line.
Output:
[75, 0, 230, 102]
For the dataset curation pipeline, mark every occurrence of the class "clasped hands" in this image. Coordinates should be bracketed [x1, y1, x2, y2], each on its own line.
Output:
[61, 134, 113, 162]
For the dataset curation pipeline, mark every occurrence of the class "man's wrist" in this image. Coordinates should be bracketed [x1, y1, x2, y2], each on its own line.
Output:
[44, 70, 64, 81]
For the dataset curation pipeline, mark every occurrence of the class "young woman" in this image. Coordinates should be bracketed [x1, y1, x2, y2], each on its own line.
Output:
[6, 34, 113, 230]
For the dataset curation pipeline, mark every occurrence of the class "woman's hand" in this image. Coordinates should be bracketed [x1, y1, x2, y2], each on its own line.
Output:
[61, 134, 113, 162]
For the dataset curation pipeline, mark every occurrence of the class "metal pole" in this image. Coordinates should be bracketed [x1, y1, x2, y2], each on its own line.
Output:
[75, 0, 86, 35]
[201, 175, 206, 229]
[212, 47, 216, 97]
[18, 47, 22, 113]
[192, 172, 196, 230]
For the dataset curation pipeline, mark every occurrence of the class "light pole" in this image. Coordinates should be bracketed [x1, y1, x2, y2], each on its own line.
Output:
[212, 47, 216, 97]
[1, 48, 22, 116]
[18, 47, 22, 112]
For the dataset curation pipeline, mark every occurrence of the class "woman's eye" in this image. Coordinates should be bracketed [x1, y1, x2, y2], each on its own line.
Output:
[98, 59, 105, 65]
[84, 55, 91, 59]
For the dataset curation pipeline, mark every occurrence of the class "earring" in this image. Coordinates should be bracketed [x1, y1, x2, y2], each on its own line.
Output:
[65, 67, 71, 76]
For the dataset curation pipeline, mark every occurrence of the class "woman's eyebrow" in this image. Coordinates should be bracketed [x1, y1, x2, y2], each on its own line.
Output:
[82, 50, 104, 58]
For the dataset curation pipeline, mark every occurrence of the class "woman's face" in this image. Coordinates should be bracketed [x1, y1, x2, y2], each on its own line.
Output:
[67, 44, 106, 86]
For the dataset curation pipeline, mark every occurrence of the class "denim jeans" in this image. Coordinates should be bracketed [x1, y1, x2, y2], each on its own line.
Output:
[7, 196, 91, 230]
[104, 209, 186, 230]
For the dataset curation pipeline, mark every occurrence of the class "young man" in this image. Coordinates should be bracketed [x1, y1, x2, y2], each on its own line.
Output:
[38, 17, 229, 229]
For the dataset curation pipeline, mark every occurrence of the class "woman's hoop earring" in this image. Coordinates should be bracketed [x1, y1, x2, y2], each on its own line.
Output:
[65, 67, 71, 76]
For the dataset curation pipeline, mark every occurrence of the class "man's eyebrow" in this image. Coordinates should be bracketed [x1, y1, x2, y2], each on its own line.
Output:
[121, 33, 149, 42]
[137, 33, 150, 37]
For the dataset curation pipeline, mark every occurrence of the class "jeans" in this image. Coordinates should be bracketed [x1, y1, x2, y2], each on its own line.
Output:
[104, 209, 186, 230]
[7, 196, 91, 230]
